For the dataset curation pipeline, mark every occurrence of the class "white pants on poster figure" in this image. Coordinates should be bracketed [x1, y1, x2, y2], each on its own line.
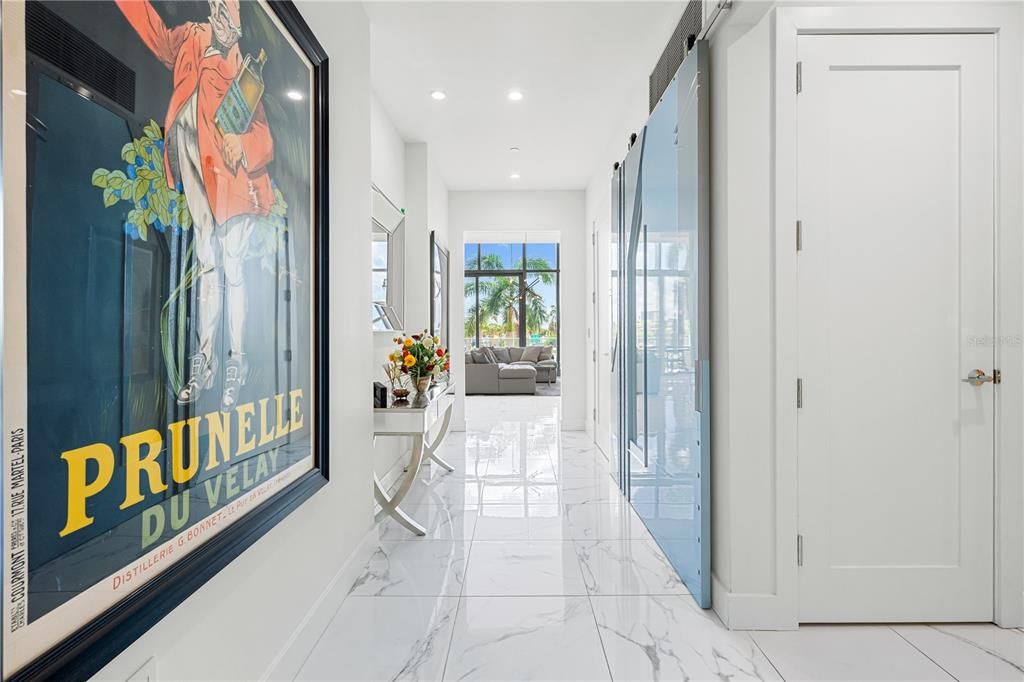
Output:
[170, 93, 255, 402]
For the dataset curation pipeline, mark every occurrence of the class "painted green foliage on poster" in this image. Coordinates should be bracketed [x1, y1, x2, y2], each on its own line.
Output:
[90, 119, 290, 391]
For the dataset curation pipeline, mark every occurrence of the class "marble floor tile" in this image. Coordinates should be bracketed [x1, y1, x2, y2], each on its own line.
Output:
[752, 625, 955, 681]
[297, 596, 458, 681]
[378, 505, 478, 542]
[590, 595, 781, 681]
[339, 400, 1024, 681]
[556, 457, 617, 480]
[557, 477, 626, 505]
[463, 541, 588, 596]
[398, 477, 482, 509]
[476, 480, 562, 506]
[892, 624, 1024, 681]
[575, 539, 689, 596]
[472, 503, 565, 541]
[444, 596, 611, 681]
[348, 541, 470, 597]
[564, 502, 653, 541]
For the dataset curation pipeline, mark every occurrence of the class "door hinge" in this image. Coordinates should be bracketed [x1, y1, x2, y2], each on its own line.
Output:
[797, 378, 803, 408]
[592, 350, 597, 362]
[796, 62, 803, 94]
[797, 534, 804, 566]
[994, 369, 1002, 384]
[796, 220, 803, 252]
[593, 407, 597, 421]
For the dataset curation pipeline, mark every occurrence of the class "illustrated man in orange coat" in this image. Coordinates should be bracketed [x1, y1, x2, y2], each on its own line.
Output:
[116, 0, 275, 411]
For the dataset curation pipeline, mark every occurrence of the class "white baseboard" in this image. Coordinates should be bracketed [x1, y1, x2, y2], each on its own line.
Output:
[561, 421, 586, 431]
[998, 592, 1024, 628]
[712, 575, 797, 631]
[262, 526, 380, 680]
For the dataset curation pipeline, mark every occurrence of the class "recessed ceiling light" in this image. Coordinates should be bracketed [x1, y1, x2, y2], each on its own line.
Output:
[286, 90, 303, 101]
[509, 146, 520, 152]
[510, 172, 521, 180]
[431, 90, 447, 101]
[507, 90, 523, 102]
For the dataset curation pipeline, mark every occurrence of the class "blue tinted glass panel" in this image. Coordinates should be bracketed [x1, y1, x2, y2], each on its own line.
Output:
[525, 274, 557, 352]
[525, 243, 557, 270]
[480, 243, 520, 270]
[630, 45, 710, 609]
[464, 243, 479, 270]
[464, 276, 478, 348]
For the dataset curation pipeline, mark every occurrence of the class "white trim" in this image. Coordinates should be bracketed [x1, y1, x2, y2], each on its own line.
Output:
[773, 2, 1024, 628]
[713, 576, 797, 631]
[260, 526, 381, 681]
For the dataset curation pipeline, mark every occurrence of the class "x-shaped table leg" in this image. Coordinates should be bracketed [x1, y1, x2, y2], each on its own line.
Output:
[373, 433, 426, 536]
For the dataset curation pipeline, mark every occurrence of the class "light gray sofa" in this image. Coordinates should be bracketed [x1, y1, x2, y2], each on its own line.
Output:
[465, 346, 558, 395]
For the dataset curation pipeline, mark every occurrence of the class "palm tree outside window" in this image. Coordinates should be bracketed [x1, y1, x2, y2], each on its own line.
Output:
[464, 243, 559, 362]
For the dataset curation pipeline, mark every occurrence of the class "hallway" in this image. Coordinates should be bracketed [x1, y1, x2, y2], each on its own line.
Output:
[294, 398, 1024, 681]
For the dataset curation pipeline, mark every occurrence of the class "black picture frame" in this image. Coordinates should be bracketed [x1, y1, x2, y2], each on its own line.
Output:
[6, 2, 330, 679]
[430, 230, 450, 348]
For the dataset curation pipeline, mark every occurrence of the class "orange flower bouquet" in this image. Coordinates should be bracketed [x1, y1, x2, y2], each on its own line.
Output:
[387, 330, 450, 394]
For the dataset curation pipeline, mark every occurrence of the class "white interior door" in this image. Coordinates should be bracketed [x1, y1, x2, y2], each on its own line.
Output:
[797, 33, 996, 622]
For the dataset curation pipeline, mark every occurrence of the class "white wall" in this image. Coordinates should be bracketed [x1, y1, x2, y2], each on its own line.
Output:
[95, 2, 376, 679]
[707, 8, 776, 622]
[371, 94, 405, 208]
[449, 191, 587, 430]
[583, 79, 650, 452]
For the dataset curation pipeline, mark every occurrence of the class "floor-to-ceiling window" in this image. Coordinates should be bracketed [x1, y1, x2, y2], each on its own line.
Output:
[464, 242, 559, 360]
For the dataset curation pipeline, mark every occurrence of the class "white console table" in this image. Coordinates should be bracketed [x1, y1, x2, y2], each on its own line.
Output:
[373, 381, 456, 536]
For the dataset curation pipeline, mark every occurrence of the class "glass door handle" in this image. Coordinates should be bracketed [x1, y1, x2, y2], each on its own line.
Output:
[962, 369, 999, 386]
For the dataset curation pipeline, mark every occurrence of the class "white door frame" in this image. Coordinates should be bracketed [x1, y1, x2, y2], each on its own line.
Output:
[773, 3, 1023, 628]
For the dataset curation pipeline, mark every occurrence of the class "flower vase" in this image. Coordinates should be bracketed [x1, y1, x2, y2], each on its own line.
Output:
[415, 375, 431, 394]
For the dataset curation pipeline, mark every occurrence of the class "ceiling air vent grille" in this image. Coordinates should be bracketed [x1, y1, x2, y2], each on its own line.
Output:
[649, 0, 702, 113]
[26, 1, 136, 113]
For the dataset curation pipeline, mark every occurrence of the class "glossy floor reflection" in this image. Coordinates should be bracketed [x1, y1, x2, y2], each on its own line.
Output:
[295, 396, 1024, 681]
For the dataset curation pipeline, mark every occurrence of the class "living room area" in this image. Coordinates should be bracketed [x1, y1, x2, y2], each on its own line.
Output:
[463, 238, 561, 398]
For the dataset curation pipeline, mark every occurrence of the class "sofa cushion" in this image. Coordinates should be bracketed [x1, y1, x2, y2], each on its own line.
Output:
[521, 346, 544, 363]
[471, 348, 494, 364]
[465, 352, 475, 364]
[499, 364, 537, 380]
[507, 347, 525, 362]
[491, 347, 512, 364]
[510, 360, 535, 366]
[536, 359, 558, 368]
[538, 347, 554, 361]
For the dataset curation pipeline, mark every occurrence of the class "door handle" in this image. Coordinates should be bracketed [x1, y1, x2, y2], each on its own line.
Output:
[962, 369, 1000, 386]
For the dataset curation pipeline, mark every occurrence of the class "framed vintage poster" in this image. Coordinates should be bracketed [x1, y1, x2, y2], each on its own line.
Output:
[0, 0, 329, 677]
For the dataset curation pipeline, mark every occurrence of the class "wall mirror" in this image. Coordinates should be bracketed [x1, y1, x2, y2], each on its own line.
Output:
[430, 230, 450, 346]
[372, 184, 405, 330]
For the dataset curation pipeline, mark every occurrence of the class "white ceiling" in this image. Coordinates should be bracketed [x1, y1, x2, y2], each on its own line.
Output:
[367, 2, 684, 191]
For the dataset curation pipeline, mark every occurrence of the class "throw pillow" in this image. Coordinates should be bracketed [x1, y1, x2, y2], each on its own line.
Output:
[538, 347, 553, 361]
[483, 347, 499, 364]
[470, 349, 492, 364]
[521, 346, 544, 363]
[491, 347, 512, 364]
